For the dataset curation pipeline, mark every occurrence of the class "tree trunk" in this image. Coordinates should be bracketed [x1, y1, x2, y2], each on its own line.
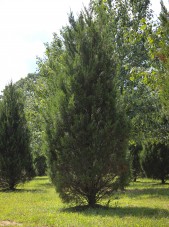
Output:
[9, 182, 15, 191]
[87, 194, 96, 207]
[133, 177, 137, 182]
[161, 178, 165, 184]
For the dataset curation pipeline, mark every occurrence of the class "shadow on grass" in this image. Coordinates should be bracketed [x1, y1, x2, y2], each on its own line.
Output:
[0, 188, 45, 193]
[38, 182, 53, 188]
[62, 205, 169, 218]
[131, 178, 169, 185]
[127, 188, 169, 198]
[131, 181, 169, 186]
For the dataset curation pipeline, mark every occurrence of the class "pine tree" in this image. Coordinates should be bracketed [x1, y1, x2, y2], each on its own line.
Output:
[46, 7, 129, 206]
[0, 82, 34, 190]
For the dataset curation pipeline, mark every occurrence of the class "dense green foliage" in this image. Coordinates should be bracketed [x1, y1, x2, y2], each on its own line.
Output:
[16, 74, 47, 176]
[129, 143, 142, 182]
[34, 155, 47, 176]
[141, 142, 169, 184]
[45, 5, 129, 206]
[0, 83, 34, 190]
[36, 0, 169, 205]
[157, 1, 169, 115]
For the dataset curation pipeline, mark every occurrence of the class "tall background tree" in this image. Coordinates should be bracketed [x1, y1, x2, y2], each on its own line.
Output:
[16, 74, 47, 176]
[0, 82, 34, 190]
[157, 1, 169, 116]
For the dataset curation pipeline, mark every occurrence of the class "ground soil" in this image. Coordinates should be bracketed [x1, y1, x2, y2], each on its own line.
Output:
[0, 221, 22, 226]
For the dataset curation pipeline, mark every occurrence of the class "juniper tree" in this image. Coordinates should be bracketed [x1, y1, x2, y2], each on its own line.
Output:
[46, 6, 129, 207]
[0, 82, 34, 190]
[141, 142, 169, 184]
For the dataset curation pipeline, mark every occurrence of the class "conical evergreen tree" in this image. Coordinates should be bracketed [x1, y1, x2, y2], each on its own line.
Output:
[141, 142, 169, 184]
[46, 6, 129, 206]
[0, 82, 34, 190]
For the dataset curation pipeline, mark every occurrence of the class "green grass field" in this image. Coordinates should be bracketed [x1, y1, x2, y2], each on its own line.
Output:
[0, 177, 169, 227]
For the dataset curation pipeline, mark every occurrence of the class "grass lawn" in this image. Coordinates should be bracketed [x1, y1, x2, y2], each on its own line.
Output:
[0, 177, 169, 227]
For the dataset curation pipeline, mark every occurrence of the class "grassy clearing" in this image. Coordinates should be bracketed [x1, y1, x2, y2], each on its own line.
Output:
[0, 177, 169, 227]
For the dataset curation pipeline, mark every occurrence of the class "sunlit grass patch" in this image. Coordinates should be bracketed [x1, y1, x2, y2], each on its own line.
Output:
[0, 177, 169, 226]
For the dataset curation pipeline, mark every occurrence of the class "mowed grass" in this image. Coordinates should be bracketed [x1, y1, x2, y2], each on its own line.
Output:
[0, 177, 169, 227]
